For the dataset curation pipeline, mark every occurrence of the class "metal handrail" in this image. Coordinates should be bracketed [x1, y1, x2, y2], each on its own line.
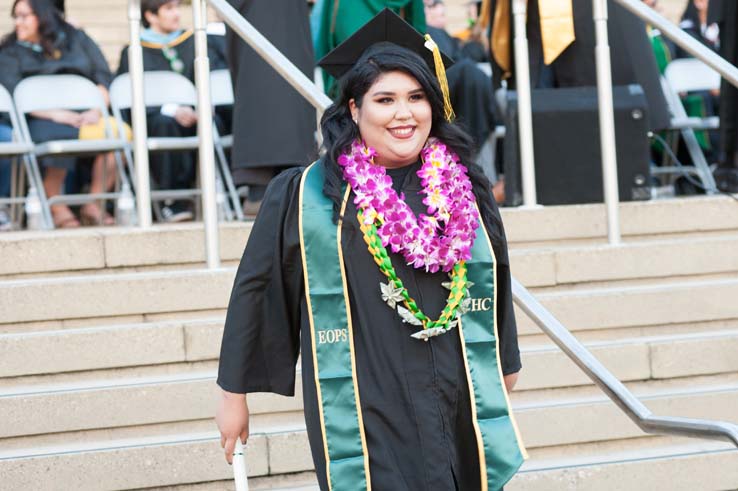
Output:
[205, 0, 738, 449]
[513, 277, 738, 446]
[615, 0, 738, 89]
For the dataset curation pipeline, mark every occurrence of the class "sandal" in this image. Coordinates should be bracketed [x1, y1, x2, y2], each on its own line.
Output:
[51, 205, 81, 229]
[80, 204, 115, 226]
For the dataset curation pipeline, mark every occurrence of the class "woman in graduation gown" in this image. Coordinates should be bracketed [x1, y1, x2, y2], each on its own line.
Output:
[0, 0, 119, 227]
[216, 10, 526, 491]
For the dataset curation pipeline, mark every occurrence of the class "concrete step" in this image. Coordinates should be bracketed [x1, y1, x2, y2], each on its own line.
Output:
[3, 355, 736, 449]
[0, 224, 249, 278]
[0, 431, 279, 491]
[2, 196, 737, 279]
[0, 318, 223, 377]
[0, 370, 302, 440]
[511, 233, 738, 288]
[516, 276, 738, 335]
[124, 434, 738, 491]
[0, 269, 233, 325]
[3, 428, 736, 490]
[3, 306, 737, 382]
[501, 195, 738, 245]
[4, 228, 738, 297]
[3, 269, 737, 332]
[513, 437, 738, 491]
[143, 473, 319, 491]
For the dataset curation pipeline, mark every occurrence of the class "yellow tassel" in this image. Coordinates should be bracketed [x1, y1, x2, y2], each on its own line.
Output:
[424, 34, 456, 122]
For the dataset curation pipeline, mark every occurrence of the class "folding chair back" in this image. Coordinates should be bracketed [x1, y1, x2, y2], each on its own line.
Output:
[0, 83, 49, 228]
[13, 74, 107, 114]
[109, 70, 241, 221]
[13, 74, 132, 227]
[664, 58, 721, 94]
[206, 69, 242, 220]
[110, 71, 198, 111]
[209, 69, 234, 107]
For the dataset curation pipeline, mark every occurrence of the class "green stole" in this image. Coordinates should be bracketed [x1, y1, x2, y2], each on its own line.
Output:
[298, 162, 527, 491]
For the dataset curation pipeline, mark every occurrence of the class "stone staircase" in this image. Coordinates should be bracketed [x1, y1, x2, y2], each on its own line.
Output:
[1, 195, 738, 490]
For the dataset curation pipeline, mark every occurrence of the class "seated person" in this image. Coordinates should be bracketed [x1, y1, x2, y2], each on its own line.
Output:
[679, 0, 720, 54]
[117, 0, 229, 222]
[0, 119, 12, 231]
[678, 0, 721, 163]
[0, 0, 118, 228]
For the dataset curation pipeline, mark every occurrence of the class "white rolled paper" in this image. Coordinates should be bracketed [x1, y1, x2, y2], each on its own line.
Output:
[233, 439, 249, 491]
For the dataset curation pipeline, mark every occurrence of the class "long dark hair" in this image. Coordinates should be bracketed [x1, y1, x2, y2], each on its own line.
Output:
[320, 42, 503, 242]
[2, 0, 70, 56]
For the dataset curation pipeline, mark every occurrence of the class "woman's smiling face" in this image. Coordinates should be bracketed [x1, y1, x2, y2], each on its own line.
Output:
[349, 70, 433, 168]
[13, 0, 40, 44]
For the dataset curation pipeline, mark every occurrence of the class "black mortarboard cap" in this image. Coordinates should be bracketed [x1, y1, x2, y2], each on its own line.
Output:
[317, 8, 455, 80]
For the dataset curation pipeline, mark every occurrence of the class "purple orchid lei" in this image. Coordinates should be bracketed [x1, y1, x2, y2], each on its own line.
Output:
[338, 138, 479, 273]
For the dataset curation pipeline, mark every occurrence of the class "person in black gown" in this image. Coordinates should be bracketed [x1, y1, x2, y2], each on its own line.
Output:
[484, 0, 671, 132]
[709, 0, 738, 192]
[224, 0, 317, 216]
[216, 11, 524, 491]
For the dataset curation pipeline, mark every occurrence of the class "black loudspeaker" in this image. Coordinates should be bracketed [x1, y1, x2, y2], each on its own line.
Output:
[503, 85, 651, 206]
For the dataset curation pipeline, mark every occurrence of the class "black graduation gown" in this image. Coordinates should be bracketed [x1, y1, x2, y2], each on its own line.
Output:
[224, 0, 317, 170]
[488, 0, 671, 131]
[0, 27, 112, 93]
[117, 31, 196, 81]
[217, 161, 522, 491]
[0, 26, 112, 170]
[709, 0, 738, 167]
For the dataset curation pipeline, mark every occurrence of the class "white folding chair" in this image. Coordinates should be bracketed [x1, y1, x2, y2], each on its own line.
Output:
[110, 71, 238, 220]
[659, 58, 721, 193]
[13, 74, 133, 227]
[209, 69, 243, 219]
[0, 83, 47, 228]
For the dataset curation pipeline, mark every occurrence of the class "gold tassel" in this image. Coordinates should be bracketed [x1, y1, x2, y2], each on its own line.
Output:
[424, 34, 456, 122]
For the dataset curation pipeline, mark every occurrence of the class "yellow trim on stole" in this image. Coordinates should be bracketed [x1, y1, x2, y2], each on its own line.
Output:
[298, 164, 332, 491]
[478, 214, 529, 460]
[456, 319, 489, 490]
[336, 185, 372, 490]
[457, 208, 529, 490]
[140, 29, 193, 49]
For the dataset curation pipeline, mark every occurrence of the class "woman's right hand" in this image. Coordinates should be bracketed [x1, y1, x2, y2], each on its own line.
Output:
[215, 388, 250, 464]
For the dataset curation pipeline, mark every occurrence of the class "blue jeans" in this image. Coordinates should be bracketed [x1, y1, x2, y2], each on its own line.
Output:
[0, 124, 12, 198]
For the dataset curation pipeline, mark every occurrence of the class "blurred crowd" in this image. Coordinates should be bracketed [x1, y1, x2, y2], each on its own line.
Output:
[0, 0, 735, 231]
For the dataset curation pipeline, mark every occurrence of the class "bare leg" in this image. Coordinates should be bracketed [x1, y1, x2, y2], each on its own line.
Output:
[81, 153, 116, 225]
[44, 166, 79, 228]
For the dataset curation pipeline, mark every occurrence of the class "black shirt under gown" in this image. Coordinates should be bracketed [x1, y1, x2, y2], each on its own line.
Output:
[217, 161, 522, 491]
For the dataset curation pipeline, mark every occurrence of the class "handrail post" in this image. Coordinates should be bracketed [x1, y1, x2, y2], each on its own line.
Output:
[193, 0, 221, 269]
[127, 0, 152, 228]
[512, 0, 538, 207]
[593, 0, 621, 245]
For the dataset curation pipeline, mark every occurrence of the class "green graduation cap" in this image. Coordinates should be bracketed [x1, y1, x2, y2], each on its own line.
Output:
[317, 8, 456, 121]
